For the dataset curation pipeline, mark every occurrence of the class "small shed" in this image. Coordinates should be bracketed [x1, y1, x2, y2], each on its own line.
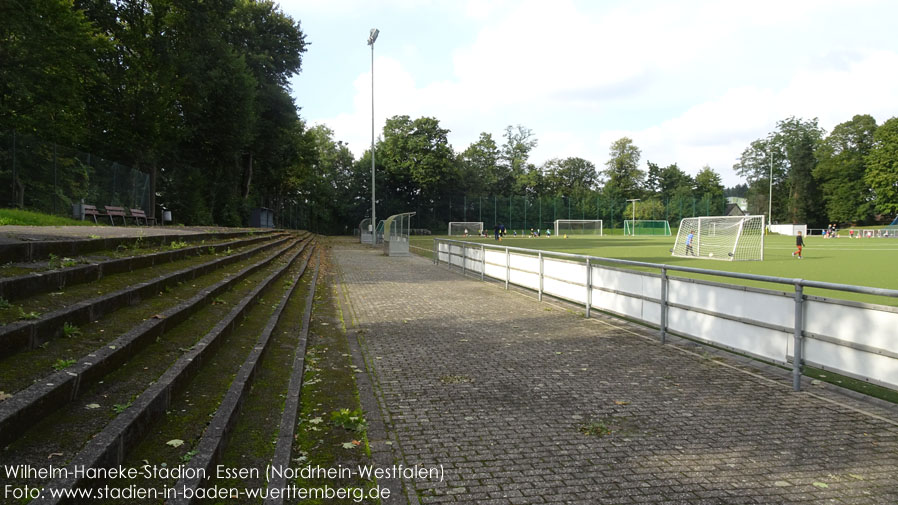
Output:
[251, 207, 275, 228]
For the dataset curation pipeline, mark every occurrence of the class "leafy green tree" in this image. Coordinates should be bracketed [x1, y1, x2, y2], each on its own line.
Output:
[459, 132, 500, 194]
[625, 198, 665, 220]
[516, 165, 547, 197]
[378, 115, 458, 206]
[734, 138, 784, 218]
[693, 166, 725, 215]
[543, 157, 598, 197]
[0, 0, 108, 145]
[500, 125, 537, 195]
[725, 184, 748, 198]
[644, 162, 663, 195]
[301, 125, 357, 233]
[735, 117, 824, 224]
[773, 117, 824, 225]
[657, 163, 693, 196]
[814, 114, 877, 224]
[78, 0, 182, 218]
[603, 137, 643, 200]
[865, 117, 898, 217]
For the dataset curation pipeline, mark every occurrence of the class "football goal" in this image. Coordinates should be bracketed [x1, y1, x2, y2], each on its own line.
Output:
[624, 220, 671, 236]
[555, 220, 603, 236]
[672, 215, 765, 261]
[448, 221, 483, 236]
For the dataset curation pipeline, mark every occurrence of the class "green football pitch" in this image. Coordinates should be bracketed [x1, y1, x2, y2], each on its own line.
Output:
[409, 233, 898, 306]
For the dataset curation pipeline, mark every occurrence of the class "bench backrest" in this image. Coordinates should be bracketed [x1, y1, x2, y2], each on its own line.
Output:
[83, 205, 101, 214]
[105, 206, 127, 216]
[129, 209, 147, 217]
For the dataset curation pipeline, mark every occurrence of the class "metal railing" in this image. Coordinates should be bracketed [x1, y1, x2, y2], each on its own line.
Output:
[434, 238, 898, 392]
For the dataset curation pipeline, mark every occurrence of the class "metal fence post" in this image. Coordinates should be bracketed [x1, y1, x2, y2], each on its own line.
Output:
[462, 244, 466, 276]
[793, 282, 804, 391]
[660, 267, 668, 344]
[585, 258, 592, 317]
[481, 244, 485, 280]
[505, 247, 510, 290]
[538, 251, 543, 301]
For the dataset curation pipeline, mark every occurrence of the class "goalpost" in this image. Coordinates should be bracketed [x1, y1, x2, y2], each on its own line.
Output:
[624, 220, 671, 236]
[672, 215, 765, 261]
[448, 221, 483, 236]
[554, 219, 603, 236]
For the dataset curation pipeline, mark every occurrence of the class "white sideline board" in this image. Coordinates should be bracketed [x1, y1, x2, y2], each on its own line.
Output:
[436, 240, 898, 389]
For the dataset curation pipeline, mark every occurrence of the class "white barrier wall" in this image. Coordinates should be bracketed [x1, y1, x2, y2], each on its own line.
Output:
[436, 240, 898, 390]
[769, 224, 807, 236]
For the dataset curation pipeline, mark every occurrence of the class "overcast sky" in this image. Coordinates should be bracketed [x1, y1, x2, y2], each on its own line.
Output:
[283, 0, 898, 187]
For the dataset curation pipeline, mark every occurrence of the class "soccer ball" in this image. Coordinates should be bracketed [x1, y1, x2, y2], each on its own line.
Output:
[708, 252, 714, 258]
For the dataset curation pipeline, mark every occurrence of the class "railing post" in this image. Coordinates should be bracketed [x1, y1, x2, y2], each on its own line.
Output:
[505, 247, 510, 290]
[462, 244, 466, 276]
[793, 282, 804, 391]
[481, 244, 485, 280]
[585, 258, 592, 318]
[433, 239, 437, 265]
[538, 251, 543, 301]
[660, 267, 668, 344]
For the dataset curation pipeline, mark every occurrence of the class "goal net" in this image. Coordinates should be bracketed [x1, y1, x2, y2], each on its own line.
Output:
[624, 220, 671, 236]
[555, 220, 603, 236]
[448, 222, 483, 236]
[672, 215, 765, 261]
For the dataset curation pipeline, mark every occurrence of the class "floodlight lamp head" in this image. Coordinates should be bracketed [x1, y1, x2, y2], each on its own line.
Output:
[368, 28, 379, 45]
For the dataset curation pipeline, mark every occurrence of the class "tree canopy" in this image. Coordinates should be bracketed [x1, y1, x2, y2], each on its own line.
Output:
[3, 2, 898, 231]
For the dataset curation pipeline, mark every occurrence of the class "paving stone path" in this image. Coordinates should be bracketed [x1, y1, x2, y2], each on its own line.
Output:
[334, 241, 898, 505]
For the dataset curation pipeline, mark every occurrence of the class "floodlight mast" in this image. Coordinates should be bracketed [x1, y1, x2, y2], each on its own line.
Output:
[626, 199, 640, 236]
[368, 28, 379, 246]
[768, 149, 773, 234]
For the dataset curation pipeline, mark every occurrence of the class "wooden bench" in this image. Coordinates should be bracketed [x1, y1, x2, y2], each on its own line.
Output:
[104, 206, 128, 226]
[82, 205, 105, 224]
[129, 208, 156, 226]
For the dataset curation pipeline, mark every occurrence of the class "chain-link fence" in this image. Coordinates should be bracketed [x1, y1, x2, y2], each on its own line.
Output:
[389, 194, 727, 235]
[0, 131, 151, 218]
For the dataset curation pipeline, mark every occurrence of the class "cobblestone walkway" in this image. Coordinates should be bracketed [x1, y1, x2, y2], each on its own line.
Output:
[334, 242, 898, 505]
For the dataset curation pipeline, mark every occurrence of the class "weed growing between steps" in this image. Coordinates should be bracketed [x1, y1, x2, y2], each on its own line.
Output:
[0, 236, 280, 325]
[0, 244, 307, 495]
[0, 239, 295, 393]
[288, 251, 378, 505]
[106, 250, 309, 497]
[207, 255, 315, 502]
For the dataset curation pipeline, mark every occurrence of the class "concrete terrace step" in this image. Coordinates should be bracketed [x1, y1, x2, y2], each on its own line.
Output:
[0, 236, 310, 448]
[0, 228, 277, 263]
[0, 232, 283, 302]
[0, 234, 296, 355]
[31, 240, 316, 504]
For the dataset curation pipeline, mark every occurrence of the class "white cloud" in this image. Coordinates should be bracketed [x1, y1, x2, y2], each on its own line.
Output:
[307, 1, 898, 189]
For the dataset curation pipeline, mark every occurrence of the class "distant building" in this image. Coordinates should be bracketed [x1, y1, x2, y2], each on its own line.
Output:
[724, 203, 748, 216]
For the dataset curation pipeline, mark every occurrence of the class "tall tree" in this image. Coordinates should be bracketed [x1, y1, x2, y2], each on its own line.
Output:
[301, 125, 356, 233]
[693, 166, 725, 216]
[644, 162, 663, 195]
[735, 117, 824, 224]
[543, 157, 598, 197]
[865, 117, 898, 217]
[734, 138, 782, 218]
[603, 137, 644, 200]
[459, 132, 500, 194]
[1, 0, 108, 145]
[814, 114, 877, 224]
[378, 115, 458, 206]
[500, 125, 537, 195]
[773, 117, 824, 225]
